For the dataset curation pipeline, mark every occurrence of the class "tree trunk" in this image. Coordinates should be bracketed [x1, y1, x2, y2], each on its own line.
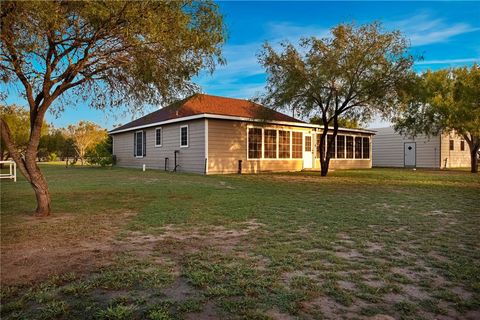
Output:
[320, 158, 330, 176]
[470, 151, 478, 173]
[25, 157, 52, 216]
[319, 118, 330, 176]
[464, 134, 479, 174]
[24, 113, 52, 216]
[1, 114, 52, 216]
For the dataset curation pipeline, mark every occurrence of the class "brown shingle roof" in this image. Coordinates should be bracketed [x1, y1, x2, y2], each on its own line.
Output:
[110, 94, 303, 133]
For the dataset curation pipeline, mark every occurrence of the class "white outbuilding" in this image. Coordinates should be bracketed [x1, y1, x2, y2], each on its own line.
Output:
[372, 127, 470, 169]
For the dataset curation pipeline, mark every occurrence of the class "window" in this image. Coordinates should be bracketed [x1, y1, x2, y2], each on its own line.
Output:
[362, 137, 370, 159]
[316, 134, 322, 158]
[327, 134, 336, 158]
[449, 139, 454, 151]
[180, 125, 188, 147]
[292, 132, 303, 158]
[355, 137, 362, 158]
[134, 131, 145, 157]
[279, 130, 290, 158]
[337, 135, 345, 158]
[264, 129, 277, 158]
[346, 136, 354, 158]
[305, 135, 312, 152]
[248, 128, 262, 159]
[460, 140, 465, 151]
[155, 128, 162, 147]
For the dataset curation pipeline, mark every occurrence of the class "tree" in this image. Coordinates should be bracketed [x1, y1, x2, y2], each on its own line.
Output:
[67, 121, 106, 165]
[310, 115, 361, 129]
[0, 104, 48, 161]
[85, 135, 113, 167]
[39, 127, 68, 160]
[0, 1, 225, 216]
[394, 65, 480, 173]
[258, 22, 413, 176]
[0, 105, 30, 161]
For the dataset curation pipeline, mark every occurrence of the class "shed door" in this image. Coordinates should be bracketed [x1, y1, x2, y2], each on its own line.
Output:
[404, 142, 416, 167]
[303, 134, 313, 169]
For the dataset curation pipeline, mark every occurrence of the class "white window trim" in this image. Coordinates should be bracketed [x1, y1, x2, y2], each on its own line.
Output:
[246, 125, 306, 161]
[362, 136, 371, 159]
[246, 127, 262, 160]
[135, 130, 144, 158]
[278, 129, 291, 159]
[155, 127, 162, 147]
[291, 130, 304, 159]
[180, 125, 189, 148]
[316, 133, 370, 160]
[331, 134, 346, 159]
[263, 128, 278, 159]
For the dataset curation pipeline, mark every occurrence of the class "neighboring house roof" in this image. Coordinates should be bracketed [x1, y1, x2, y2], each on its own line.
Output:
[109, 93, 375, 135]
[109, 94, 303, 134]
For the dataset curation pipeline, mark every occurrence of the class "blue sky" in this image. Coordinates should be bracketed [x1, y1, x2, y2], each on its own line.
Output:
[4, 1, 480, 129]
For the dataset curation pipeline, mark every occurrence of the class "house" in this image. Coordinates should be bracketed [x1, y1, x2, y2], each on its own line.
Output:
[372, 127, 470, 168]
[109, 94, 375, 174]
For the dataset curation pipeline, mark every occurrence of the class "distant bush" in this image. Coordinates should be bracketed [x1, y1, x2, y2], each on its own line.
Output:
[85, 136, 113, 167]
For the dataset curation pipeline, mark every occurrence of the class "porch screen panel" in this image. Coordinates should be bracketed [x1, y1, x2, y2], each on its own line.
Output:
[292, 132, 303, 159]
[264, 129, 277, 159]
[346, 136, 354, 158]
[337, 135, 345, 158]
[355, 137, 362, 158]
[316, 134, 321, 158]
[248, 128, 262, 159]
[327, 134, 336, 158]
[362, 137, 370, 159]
[279, 130, 290, 158]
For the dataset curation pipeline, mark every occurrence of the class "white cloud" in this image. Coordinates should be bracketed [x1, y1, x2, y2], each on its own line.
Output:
[197, 14, 479, 107]
[264, 22, 330, 43]
[389, 14, 479, 46]
[196, 22, 330, 100]
[415, 58, 479, 65]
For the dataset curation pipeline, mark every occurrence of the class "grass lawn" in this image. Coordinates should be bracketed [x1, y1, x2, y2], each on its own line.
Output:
[1, 164, 479, 319]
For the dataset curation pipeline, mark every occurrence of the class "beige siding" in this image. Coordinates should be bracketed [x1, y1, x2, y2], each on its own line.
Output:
[112, 119, 206, 173]
[207, 119, 372, 174]
[324, 159, 372, 169]
[372, 127, 441, 168]
[440, 132, 471, 168]
[207, 119, 309, 174]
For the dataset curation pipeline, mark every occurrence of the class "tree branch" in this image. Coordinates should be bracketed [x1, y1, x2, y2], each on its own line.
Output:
[0, 118, 31, 181]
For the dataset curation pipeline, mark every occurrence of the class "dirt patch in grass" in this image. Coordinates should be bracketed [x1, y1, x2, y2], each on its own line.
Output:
[1, 211, 137, 286]
[184, 301, 218, 320]
[266, 307, 295, 320]
[117, 219, 265, 260]
[162, 277, 198, 301]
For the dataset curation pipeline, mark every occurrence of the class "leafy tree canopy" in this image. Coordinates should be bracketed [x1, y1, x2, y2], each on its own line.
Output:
[258, 22, 413, 175]
[0, 105, 48, 153]
[310, 115, 361, 129]
[1, 0, 226, 113]
[394, 65, 480, 172]
[0, 0, 226, 216]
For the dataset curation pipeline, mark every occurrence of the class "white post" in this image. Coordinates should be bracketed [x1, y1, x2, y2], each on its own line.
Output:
[142, 164, 146, 172]
[13, 162, 16, 182]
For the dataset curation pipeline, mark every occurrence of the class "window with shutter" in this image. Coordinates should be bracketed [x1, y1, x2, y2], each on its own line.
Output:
[135, 131, 144, 157]
[180, 125, 188, 147]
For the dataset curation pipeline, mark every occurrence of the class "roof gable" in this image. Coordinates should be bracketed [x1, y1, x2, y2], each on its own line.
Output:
[110, 94, 303, 133]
